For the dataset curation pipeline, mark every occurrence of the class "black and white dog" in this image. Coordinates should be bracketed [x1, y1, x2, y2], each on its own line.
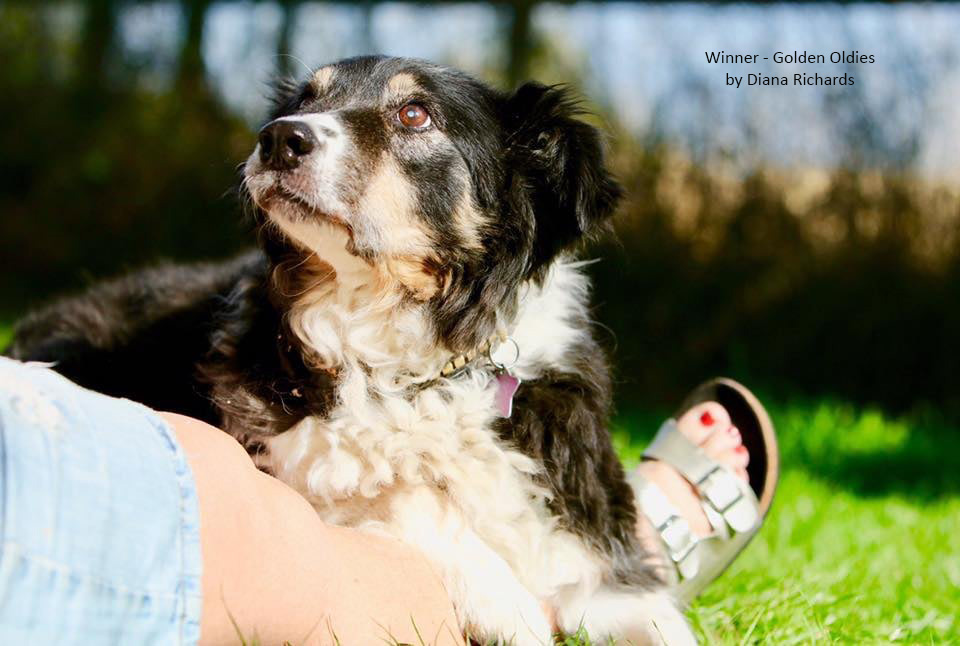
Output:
[9, 56, 694, 645]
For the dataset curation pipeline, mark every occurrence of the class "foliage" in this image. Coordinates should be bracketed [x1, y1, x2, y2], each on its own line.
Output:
[592, 145, 960, 419]
[0, 6, 252, 312]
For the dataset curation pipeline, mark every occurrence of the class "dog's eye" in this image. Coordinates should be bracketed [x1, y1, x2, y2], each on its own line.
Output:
[397, 103, 431, 129]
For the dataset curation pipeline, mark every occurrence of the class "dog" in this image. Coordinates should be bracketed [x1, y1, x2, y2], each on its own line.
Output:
[8, 56, 695, 645]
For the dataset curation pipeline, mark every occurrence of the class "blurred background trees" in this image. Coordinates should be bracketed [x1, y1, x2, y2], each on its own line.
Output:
[2, 1, 959, 418]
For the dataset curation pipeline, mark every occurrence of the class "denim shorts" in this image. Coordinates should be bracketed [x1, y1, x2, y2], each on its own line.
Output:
[0, 357, 203, 645]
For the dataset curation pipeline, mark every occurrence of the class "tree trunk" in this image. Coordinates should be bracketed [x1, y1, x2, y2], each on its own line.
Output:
[276, 0, 300, 79]
[178, 0, 213, 94]
[78, 0, 116, 92]
[506, 0, 533, 87]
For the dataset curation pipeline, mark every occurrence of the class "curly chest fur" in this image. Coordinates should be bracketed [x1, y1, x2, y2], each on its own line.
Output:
[264, 369, 569, 583]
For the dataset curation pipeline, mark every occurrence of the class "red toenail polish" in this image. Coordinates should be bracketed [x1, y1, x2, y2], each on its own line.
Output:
[700, 411, 715, 426]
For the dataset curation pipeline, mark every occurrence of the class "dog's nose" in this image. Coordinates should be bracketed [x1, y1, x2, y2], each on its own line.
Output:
[258, 120, 318, 170]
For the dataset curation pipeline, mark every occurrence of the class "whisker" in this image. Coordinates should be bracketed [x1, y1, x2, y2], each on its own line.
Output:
[275, 53, 314, 79]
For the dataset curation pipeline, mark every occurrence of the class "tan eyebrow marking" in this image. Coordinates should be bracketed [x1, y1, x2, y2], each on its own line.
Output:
[385, 73, 424, 102]
[310, 66, 336, 92]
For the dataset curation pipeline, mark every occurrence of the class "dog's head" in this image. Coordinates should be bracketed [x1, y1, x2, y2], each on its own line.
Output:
[244, 55, 621, 351]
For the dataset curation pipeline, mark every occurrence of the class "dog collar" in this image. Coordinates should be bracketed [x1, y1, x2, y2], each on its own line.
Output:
[438, 332, 522, 418]
[439, 332, 508, 377]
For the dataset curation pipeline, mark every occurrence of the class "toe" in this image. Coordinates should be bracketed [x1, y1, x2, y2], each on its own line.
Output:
[701, 423, 751, 482]
[676, 401, 731, 445]
[702, 423, 742, 454]
[735, 442, 750, 466]
[731, 443, 751, 473]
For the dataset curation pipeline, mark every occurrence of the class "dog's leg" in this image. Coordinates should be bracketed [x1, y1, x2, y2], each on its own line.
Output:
[385, 488, 553, 646]
[556, 587, 696, 646]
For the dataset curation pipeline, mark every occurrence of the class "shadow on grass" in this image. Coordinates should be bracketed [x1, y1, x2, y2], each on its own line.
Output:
[780, 405, 960, 501]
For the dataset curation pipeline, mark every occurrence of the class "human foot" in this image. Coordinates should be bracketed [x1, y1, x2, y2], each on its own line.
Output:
[635, 401, 750, 542]
[631, 378, 779, 603]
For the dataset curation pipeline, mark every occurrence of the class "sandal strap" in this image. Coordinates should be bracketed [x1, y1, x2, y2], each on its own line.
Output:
[630, 472, 701, 580]
[642, 420, 760, 533]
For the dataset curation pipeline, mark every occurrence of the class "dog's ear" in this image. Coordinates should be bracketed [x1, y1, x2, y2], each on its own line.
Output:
[501, 82, 622, 268]
[433, 84, 621, 354]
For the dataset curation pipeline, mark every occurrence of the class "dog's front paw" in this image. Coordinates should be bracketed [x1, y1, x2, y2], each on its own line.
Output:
[461, 587, 553, 646]
[643, 594, 697, 646]
[559, 589, 696, 646]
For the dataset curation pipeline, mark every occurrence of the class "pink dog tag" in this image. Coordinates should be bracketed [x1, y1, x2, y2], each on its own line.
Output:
[495, 373, 521, 418]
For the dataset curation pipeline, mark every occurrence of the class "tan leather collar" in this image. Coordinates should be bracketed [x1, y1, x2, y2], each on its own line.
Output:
[439, 331, 509, 378]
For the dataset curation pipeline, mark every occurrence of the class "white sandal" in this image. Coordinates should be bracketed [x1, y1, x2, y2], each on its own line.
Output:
[631, 378, 779, 603]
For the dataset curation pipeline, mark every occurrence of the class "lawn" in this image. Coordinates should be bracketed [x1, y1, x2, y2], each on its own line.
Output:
[0, 321, 955, 643]
[615, 400, 959, 644]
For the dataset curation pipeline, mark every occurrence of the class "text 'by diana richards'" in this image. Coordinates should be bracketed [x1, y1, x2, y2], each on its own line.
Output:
[706, 50, 875, 87]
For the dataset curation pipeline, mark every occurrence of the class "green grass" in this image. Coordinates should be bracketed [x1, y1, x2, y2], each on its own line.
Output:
[614, 400, 960, 644]
[0, 323, 10, 352]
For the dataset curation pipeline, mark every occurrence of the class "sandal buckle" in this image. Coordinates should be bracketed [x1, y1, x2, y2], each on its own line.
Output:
[657, 514, 697, 564]
[698, 467, 743, 513]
